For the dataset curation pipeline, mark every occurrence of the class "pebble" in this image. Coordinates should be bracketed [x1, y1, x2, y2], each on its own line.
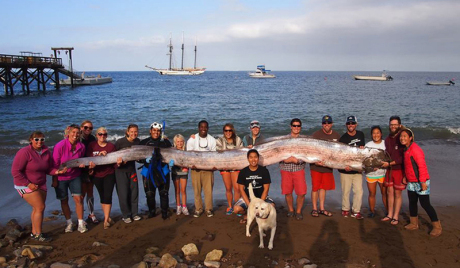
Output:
[205, 249, 223, 262]
[92, 241, 108, 247]
[145, 246, 160, 254]
[159, 253, 177, 268]
[298, 258, 311, 265]
[0, 257, 5, 264]
[303, 265, 317, 268]
[181, 243, 199, 256]
[50, 262, 76, 268]
[204, 261, 221, 268]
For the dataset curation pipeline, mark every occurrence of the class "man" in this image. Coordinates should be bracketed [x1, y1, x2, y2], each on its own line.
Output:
[310, 115, 340, 217]
[186, 120, 217, 218]
[339, 116, 365, 220]
[79, 120, 98, 224]
[381, 116, 406, 225]
[279, 118, 307, 220]
[242, 120, 265, 148]
[139, 122, 172, 220]
[233, 149, 274, 223]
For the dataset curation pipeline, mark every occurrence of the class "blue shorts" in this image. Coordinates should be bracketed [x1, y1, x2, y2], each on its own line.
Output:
[234, 196, 275, 210]
[55, 177, 82, 200]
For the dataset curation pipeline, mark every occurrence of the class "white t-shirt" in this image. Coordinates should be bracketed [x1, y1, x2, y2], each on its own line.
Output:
[365, 140, 386, 178]
[186, 133, 217, 152]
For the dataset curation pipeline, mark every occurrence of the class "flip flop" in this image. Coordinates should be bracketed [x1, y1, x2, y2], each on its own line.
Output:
[381, 216, 392, 222]
[391, 219, 399, 225]
[319, 210, 332, 217]
[311, 210, 319, 217]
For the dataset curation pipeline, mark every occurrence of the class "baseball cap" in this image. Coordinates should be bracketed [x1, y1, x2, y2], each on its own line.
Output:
[322, 115, 333, 123]
[250, 120, 261, 129]
[346, 116, 357, 124]
[150, 122, 162, 130]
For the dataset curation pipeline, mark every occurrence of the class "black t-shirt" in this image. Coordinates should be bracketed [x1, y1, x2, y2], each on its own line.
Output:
[237, 166, 271, 199]
[115, 137, 140, 172]
[339, 130, 365, 174]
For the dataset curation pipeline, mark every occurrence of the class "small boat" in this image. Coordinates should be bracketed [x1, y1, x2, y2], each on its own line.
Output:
[146, 33, 205, 76]
[353, 71, 393, 81]
[426, 80, 455, 86]
[53, 73, 112, 86]
[249, 65, 276, 78]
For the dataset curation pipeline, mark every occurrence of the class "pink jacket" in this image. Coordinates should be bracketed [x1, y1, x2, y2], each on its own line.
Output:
[12, 144, 57, 187]
[52, 139, 85, 181]
[403, 142, 429, 183]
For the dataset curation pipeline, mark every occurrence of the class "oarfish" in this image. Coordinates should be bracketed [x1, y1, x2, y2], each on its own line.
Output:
[61, 136, 389, 173]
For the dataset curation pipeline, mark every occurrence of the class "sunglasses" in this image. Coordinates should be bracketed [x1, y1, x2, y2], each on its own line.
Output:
[322, 122, 332, 125]
[291, 124, 301, 128]
[97, 133, 108, 137]
[224, 129, 233, 132]
[346, 122, 357, 125]
[33, 138, 45, 142]
[83, 126, 93, 130]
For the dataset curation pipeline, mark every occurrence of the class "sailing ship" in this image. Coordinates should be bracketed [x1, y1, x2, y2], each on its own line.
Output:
[145, 33, 205, 76]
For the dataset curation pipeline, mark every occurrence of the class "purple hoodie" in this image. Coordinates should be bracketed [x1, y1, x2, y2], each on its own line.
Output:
[52, 139, 85, 181]
[12, 144, 57, 187]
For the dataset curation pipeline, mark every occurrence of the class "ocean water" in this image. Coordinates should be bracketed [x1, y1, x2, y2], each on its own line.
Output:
[1, 71, 459, 222]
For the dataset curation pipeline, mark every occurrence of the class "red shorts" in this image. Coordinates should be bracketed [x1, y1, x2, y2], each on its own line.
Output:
[310, 170, 335, 191]
[384, 169, 406, 190]
[281, 169, 307, 195]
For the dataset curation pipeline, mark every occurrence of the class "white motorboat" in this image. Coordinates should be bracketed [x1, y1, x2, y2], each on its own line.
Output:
[426, 80, 455, 86]
[53, 73, 112, 86]
[146, 33, 205, 76]
[249, 65, 276, 78]
[353, 71, 393, 81]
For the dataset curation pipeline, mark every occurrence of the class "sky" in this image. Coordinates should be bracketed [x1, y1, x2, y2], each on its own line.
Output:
[1, 0, 459, 71]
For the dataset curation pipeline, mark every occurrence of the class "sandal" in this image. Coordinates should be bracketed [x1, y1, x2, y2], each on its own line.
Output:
[391, 219, 399, 225]
[381, 216, 392, 222]
[319, 210, 332, 217]
[311, 210, 319, 217]
[239, 218, 247, 224]
[287, 211, 295, 218]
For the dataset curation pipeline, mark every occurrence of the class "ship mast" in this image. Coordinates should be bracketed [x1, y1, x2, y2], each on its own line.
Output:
[167, 33, 173, 70]
[194, 37, 197, 69]
[181, 32, 184, 70]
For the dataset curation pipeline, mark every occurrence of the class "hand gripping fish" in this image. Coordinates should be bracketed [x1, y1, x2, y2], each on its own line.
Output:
[61, 136, 389, 173]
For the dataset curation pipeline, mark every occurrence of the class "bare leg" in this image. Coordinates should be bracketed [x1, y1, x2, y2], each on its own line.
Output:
[296, 194, 305, 214]
[381, 185, 388, 212]
[180, 178, 187, 207]
[367, 182, 377, 213]
[285, 194, 294, 213]
[393, 190, 403, 221]
[73, 195, 84, 220]
[386, 186, 395, 219]
[102, 203, 111, 223]
[173, 179, 180, 207]
[311, 191, 318, 211]
[221, 172, 233, 209]
[231, 172, 240, 202]
[319, 189, 326, 211]
[61, 198, 72, 220]
[23, 190, 46, 235]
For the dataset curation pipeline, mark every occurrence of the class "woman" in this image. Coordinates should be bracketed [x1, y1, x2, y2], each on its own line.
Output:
[216, 123, 243, 215]
[172, 134, 189, 216]
[52, 124, 88, 234]
[365, 126, 387, 218]
[80, 120, 98, 224]
[87, 127, 117, 229]
[400, 128, 441, 237]
[115, 124, 142, 223]
[11, 131, 65, 242]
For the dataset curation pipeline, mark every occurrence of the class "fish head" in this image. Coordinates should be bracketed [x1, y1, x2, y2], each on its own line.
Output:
[362, 149, 390, 172]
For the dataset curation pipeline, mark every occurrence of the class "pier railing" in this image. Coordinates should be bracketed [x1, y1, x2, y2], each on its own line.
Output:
[0, 54, 63, 68]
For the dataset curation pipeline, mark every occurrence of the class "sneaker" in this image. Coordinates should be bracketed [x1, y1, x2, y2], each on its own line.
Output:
[122, 218, 132, 224]
[182, 207, 190, 216]
[34, 233, 52, 242]
[351, 212, 364, 220]
[88, 214, 99, 224]
[176, 206, 182, 216]
[226, 207, 234, 216]
[193, 210, 203, 218]
[133, 215, 142, 221]
[368, 212, 375, 218]
[295, 213, 304, 221]
[341, 210, 350, 218]
[206, 210, 214, 218]
[65, 222, 74, 233]
[77, 222, 88, 233]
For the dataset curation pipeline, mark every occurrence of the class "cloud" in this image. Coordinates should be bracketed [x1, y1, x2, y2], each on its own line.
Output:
[80, 36, 166, 50]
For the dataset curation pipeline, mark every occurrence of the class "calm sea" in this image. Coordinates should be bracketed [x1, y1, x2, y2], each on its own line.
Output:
[1, 71, 459, 222]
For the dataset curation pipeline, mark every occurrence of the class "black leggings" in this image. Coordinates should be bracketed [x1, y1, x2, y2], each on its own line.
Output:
[93, 173, 116, 204]
[408, 190, 438, 222]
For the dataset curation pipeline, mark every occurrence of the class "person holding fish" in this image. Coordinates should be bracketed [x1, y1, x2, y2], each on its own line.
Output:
[242, 120, 265, 148]
[216, 123, 243, 215]
[172, 134, 189, 216]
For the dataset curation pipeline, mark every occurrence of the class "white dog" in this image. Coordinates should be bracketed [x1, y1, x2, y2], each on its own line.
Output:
[246, 183, 277, 250]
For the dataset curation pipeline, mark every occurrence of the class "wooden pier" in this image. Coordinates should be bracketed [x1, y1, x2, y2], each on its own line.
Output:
[0, 48, 79, 95]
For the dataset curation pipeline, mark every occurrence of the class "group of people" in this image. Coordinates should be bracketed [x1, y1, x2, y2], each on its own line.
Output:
[11, 115, 442, 243]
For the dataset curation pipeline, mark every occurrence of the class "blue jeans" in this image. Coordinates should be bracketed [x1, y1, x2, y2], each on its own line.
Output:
[55, 176, 82, 200]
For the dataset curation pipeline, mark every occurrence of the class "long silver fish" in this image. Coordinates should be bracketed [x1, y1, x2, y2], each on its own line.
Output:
[61, 136, 389, 172]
